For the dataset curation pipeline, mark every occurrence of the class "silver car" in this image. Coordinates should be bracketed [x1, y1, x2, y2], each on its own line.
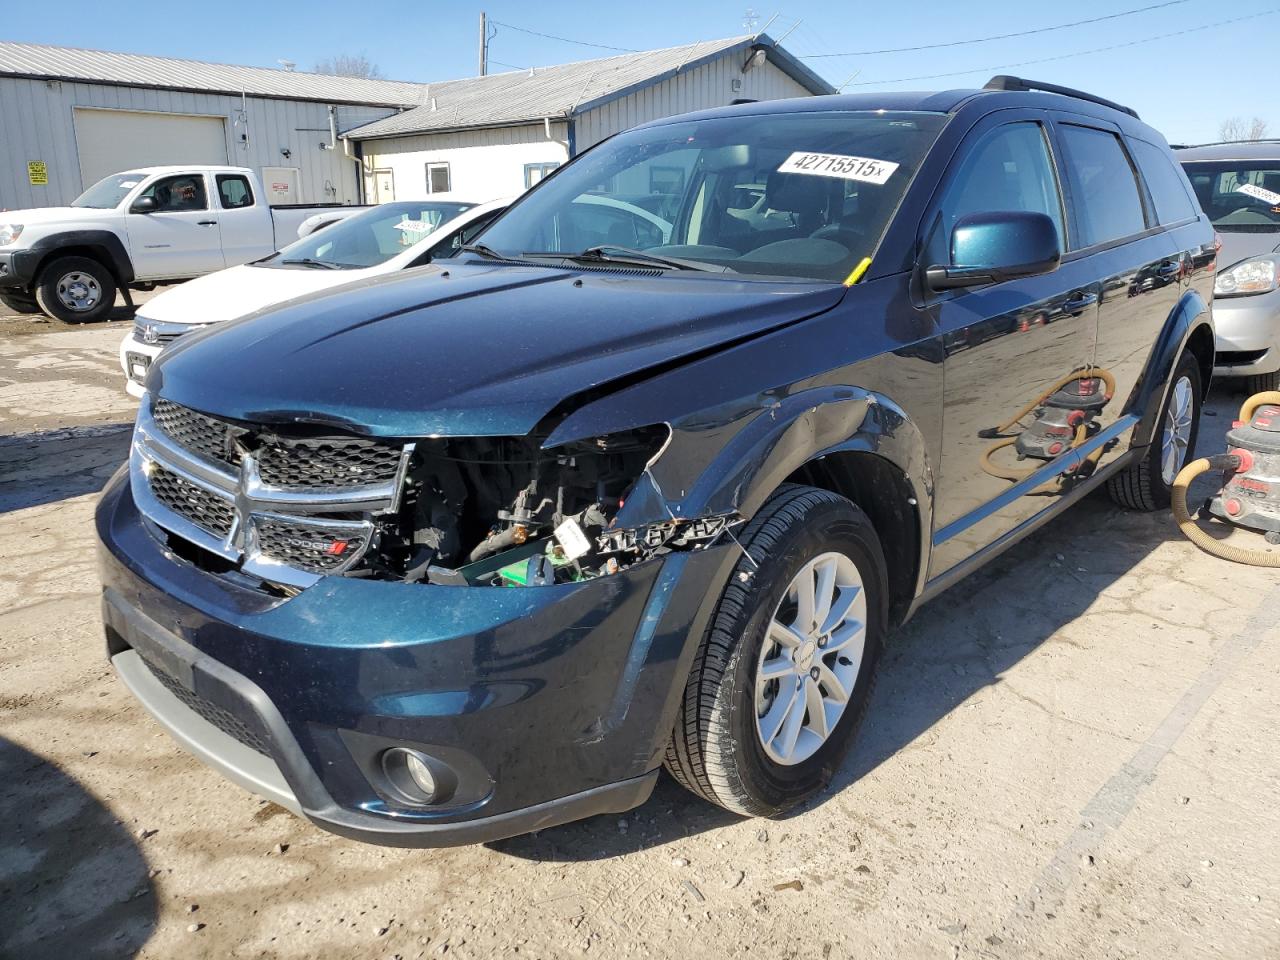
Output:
[1177, 141, 1280, 392]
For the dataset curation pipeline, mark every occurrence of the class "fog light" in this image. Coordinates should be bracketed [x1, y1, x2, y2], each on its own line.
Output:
[380, 747, 454, 806]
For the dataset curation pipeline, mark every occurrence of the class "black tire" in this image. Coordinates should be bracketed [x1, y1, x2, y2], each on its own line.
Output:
[1107, 350, 1202, 511]
[1242, 370, 1280, 395]
[34, 256, 116, 324]
[663, 484, 888, 817]
[0, 292, 41, 314]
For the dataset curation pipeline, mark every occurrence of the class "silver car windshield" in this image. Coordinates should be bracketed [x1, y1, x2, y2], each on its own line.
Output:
[1182, 161, 1280, 233]
[475, 111, 948, 283]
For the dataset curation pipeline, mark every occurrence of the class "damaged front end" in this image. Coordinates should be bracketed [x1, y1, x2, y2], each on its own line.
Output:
[131, 394, 739, 591]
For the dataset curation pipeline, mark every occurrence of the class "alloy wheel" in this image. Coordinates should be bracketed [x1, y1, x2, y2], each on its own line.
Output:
[754, 551, 867, 766]
[1161, 374, 1195, 485]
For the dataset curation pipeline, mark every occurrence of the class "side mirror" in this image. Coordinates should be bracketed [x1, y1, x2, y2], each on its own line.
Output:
[925, 210, 1061, 290]
[130, 196, 158, 214]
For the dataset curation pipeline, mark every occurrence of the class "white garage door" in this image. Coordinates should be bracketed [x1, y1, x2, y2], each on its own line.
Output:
[73, 108, 229, 190]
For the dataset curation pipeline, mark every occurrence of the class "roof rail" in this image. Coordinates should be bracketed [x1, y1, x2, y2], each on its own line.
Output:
[1174, 138, 1280, 149]
[984, 74, 1139, 120]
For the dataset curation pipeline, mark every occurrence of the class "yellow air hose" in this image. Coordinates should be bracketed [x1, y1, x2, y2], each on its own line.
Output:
[1170, 391, 1280, 566]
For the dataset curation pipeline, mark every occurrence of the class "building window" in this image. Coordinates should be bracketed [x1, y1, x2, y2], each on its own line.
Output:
[524, 162, 560, 189]
[426, 162, 451, 194]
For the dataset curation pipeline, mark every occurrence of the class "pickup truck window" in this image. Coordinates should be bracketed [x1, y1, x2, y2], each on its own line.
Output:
[72, 171, 149, 208]
[217, 174, 254, 209]
[264, 199, 474, 269]
[138, 175, 209, 212]
[476, 110, 948, 283]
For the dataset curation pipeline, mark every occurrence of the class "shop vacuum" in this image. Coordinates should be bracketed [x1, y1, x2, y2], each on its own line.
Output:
[1172, 391, 1280, 566]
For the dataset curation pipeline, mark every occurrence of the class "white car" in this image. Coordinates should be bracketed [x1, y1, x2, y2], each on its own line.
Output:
[119, 198, 510, 396]
[0, 165, 367, 323]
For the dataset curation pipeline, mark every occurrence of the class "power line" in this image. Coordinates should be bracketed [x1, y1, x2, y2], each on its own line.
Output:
[802, 0, 1193, 57]
[487, 58, 528, 72]
[847, 10, 1276, 86]
[489, 20, 638, 54]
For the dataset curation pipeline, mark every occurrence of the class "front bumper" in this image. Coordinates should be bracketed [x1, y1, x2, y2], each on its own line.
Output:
[1213, 289, 1280, 377]
[0, 248, 38, 291]
[96, 467, 736, 846]
[118, 332, 162, 398]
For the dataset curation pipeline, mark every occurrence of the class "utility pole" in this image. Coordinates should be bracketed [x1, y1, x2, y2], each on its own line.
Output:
[478, 11, 488, 76]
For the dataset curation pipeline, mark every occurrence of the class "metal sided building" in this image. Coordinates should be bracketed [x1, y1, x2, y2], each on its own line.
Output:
[344, 36, 832, 203]
[0, 42, 423, 210]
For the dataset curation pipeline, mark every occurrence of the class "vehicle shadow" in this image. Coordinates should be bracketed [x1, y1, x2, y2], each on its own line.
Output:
[0, 423, 132, 514]
[495, 388, 1242, 862]
[0, 737, 157, 959]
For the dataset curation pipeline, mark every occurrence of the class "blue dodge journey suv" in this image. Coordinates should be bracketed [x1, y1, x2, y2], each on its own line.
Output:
[97, 76, 1216, 845]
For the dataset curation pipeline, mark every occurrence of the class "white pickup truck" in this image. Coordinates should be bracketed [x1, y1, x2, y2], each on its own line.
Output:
[0, 165, 364, 323]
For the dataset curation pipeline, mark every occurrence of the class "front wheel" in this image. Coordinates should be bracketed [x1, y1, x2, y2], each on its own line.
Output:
[1106, 350, 1202, 511]
[34, 256, 116, 324]
[664, 484, 887, 817]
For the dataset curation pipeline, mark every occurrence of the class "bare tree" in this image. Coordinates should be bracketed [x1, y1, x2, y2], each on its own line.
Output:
[1218, 116, 1271, 142]
[313, 54, 383, 80]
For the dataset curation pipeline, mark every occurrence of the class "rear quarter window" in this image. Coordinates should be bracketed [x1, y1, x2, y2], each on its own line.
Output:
[1129, 138, 1198, 225]
[1058, 125, 1148, 248]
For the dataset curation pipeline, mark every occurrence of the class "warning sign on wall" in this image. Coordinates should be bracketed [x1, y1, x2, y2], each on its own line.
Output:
[27, 161, 48, 185]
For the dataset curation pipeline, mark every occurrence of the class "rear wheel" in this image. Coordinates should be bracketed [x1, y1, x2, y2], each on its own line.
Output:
[0, 292, 40, 314]
[664, 484, 887, 817]
[1107, 350, 1202, 511]
[1242, 370, 1280, 395]
[34, 256, 116, 324]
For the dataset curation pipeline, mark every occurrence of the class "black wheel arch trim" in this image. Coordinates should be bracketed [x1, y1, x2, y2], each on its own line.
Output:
[1129, 288, 1213, 449]
[24, 230, 136, 287]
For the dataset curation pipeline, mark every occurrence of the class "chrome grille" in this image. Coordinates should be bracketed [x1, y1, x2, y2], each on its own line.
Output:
[147, 465, 235, 537]
[256, 436, 403, 488]
[151, 398, 237, 468]
[131, 394, 410, 587]
[133, 318, 191, 345]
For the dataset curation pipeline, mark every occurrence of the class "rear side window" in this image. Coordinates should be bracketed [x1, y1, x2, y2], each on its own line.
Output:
[217, 174, 254, 209]
[1058, 125, 1147, 247]
[924, 121, 1065, 267]
[1129, 139, 1198, 224]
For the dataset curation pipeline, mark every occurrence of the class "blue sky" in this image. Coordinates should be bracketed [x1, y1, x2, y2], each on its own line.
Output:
[3, 0, 1274, 144]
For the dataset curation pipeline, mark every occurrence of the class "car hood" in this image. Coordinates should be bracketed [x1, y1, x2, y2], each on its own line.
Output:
[6, 206, 120, 226]
[152, 262, 847, 438]
[136, 263, 380, 327]
[1217, 231, 1280, 268]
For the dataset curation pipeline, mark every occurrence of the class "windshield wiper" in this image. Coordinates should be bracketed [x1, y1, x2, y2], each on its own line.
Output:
[279, 257, 338, 270]
[524, 246, 729, 273]
[460, 243, 520, 262]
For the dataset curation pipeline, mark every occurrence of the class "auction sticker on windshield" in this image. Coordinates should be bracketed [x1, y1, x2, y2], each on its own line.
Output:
[1237, 183, 1280, 206]
[777, 152, 899, 185]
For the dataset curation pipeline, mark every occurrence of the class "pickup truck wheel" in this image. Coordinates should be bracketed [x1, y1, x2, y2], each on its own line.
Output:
[664, 484, 887, 818]
[0, 293, 41, 314]
[1106, 351, 1202, 511]
[34, 256, 116, 324]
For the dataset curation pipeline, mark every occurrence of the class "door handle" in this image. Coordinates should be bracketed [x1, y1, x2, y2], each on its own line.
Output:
[1063, 292, 1098, 314]
[197, 220, 218, 226]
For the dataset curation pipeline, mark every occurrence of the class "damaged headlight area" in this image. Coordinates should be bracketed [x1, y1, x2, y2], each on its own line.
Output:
[356, 426, 741, 587]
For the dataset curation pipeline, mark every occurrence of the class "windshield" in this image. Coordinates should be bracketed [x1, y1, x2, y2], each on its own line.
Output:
[72, 172, 148, 209]
[1181, 161, 1280, 232]
[267, 200, 474, 269]
[475, 111, 947, 282]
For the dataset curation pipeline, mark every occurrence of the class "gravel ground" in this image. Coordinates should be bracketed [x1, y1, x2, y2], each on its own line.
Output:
[1, 317, 1278, 960]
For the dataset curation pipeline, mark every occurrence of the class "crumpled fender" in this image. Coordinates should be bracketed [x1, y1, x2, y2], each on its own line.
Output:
[547, 378, 934, 567]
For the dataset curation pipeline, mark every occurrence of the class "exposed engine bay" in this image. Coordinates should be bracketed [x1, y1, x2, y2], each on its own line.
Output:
[363, 427, 738, 587]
